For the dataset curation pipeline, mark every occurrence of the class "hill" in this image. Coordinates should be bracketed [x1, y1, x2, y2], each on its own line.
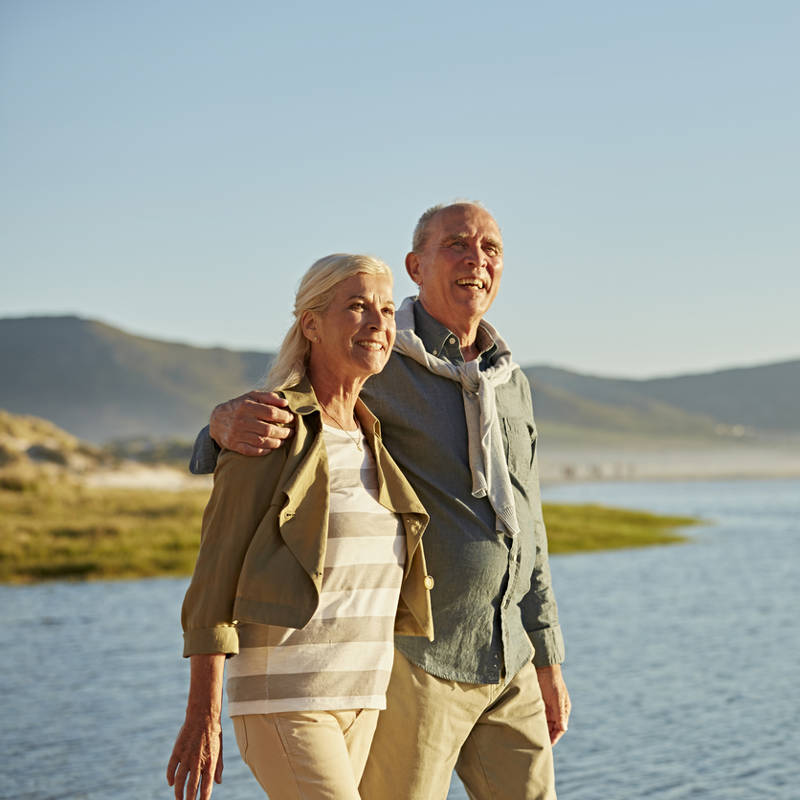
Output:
[526, 362, 800, 434]
[0, 316, 272, 442]
[1, 315, 798, 449]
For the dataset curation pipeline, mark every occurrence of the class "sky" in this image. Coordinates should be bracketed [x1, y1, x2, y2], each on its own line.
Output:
[1, 0, 798, 378]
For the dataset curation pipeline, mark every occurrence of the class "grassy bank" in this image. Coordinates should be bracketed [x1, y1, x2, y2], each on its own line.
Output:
[0, 480, 699, 584]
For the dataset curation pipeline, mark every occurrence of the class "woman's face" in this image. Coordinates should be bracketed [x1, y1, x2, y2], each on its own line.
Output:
[308, 272, 396, 382]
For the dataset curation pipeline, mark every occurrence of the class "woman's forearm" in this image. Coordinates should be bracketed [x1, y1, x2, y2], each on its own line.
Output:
[185, 654, 226, 725]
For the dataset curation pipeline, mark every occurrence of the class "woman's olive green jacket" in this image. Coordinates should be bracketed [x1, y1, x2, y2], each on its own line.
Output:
[182, 378, 435, 657]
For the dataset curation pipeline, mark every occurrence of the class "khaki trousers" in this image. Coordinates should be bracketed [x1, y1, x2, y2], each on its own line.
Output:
[233, 708, 379, 799]
[359, 651, 556, 800]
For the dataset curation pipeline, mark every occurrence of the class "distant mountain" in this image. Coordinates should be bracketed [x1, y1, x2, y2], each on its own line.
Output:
[0, 316, 272, 442]
[2, 315, 798, 443]
[525, 361, 800, 436]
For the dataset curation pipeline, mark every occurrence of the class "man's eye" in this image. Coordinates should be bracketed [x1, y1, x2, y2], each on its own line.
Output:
[383, 307, 395, 316]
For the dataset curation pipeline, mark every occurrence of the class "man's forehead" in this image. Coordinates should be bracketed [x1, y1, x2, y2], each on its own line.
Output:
[433, 205, 502, 239]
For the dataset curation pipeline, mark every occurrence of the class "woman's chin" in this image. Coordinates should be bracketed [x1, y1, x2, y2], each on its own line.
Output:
[351, 351, 391, 379]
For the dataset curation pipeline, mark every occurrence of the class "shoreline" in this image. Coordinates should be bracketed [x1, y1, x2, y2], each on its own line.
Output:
[0, 478, 700, 585]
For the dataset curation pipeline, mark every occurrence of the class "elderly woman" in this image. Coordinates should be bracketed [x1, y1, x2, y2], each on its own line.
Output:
[166, 254, 434, 800]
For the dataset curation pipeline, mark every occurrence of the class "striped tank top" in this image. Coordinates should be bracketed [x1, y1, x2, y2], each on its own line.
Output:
[226, 423, 406, 715]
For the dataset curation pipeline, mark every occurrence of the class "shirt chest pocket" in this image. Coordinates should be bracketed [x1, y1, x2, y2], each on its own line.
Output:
[501, 417, 537, 480]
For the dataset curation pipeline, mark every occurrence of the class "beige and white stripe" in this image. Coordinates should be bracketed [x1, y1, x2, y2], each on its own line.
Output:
[227, 424, 406, 716]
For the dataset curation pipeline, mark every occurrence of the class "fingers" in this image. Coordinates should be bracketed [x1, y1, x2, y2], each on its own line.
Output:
[200, 772, 214, 800]
[185, 764, 201, 800]
[230, 436, 289, 457]
[549, 698, 571, 746]
[549, 719, 567, 746]
[246, 390, 289, 408]
[211, 392, 296, 452]
[245, 422, 294, 441]
[215, 732, 224, 784]
[243, 393, 295, 426]
[170, 757, 219, 800]
[173, 763, 189, 800]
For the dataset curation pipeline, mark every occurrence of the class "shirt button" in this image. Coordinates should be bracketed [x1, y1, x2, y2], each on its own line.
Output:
[423, 575, 435, 590]
[432, 349, 438, 355]
[448, 337, 456, 345]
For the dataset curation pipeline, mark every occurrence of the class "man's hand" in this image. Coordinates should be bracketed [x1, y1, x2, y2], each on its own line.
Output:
[209, 391, 295, 456]
[536, 663, 571, 746]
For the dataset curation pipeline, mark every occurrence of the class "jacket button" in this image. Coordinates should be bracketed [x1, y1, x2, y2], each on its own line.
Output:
[424, 575, 434, 590]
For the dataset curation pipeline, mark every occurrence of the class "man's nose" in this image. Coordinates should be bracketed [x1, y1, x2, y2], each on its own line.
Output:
[465, 243, 486, 267]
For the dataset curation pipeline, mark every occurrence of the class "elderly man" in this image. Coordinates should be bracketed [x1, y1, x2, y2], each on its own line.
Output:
[191, 202, 570, 800]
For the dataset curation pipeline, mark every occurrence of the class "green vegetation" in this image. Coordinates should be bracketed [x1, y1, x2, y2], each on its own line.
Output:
[543, 503, 697, 553]
[0, 477, 699, 584]
[0, 479, 210, 583]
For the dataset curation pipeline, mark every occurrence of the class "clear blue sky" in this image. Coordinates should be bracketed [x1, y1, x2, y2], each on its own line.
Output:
[2, 0, 798, 377]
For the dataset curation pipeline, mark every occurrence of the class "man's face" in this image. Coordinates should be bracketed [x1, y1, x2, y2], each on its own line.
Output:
[406, 204, 504, 330]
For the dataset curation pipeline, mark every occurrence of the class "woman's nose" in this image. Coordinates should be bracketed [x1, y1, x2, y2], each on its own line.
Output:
[367, 307, 385, 329]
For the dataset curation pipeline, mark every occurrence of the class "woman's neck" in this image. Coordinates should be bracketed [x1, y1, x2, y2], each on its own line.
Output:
[307, 366, 364, 431]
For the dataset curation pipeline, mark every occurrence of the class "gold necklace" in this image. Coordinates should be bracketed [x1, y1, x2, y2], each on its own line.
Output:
[320, 402, 362, 451]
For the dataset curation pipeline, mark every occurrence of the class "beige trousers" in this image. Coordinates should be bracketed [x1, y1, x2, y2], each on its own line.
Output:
[232, 708, 379, 800]
[359, 651, 556, 800]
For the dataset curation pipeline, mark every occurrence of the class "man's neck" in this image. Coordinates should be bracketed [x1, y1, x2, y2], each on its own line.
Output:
[417, 298, 482, 361]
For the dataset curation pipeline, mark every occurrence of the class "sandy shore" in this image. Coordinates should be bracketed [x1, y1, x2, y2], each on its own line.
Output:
[82, 464, 212, 490]
[538, 440, 800, 484]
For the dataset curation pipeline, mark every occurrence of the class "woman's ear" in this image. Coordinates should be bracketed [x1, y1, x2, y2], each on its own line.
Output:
[300, 310, 319, 343]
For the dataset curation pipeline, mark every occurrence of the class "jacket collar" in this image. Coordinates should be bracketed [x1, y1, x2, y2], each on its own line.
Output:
[280, 377, 425, 518]
[280, 377, 320, 417]
[279, 376, 381, 439]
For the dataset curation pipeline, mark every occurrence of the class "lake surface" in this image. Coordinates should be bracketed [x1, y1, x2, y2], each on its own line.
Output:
[2, 478, 798, 799]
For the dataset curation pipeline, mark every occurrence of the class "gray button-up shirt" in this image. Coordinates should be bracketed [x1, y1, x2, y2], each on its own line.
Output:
[191, 299, 564, 684]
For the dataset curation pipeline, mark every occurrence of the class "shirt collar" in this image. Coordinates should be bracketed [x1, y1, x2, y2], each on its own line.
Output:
[411, 298, 498, 366]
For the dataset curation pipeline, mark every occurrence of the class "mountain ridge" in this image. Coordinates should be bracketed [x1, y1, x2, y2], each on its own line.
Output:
[2, 315, 798, 443]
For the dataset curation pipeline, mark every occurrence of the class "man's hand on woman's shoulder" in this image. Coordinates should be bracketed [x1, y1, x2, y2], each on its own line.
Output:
[209, 391, 295, 456]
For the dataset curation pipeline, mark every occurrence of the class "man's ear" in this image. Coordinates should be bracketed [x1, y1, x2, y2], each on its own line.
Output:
[405, 252, 422, 286]
[300, 310, 318, 342]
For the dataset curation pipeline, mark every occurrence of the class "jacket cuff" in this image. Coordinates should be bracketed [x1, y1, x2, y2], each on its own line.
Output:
[189, 425, 221, 475]
[528, 624, 565, 668]
[183, 625, 239, 658]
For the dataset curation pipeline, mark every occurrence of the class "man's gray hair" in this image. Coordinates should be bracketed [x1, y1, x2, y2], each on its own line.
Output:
[411, 199, 488, 253]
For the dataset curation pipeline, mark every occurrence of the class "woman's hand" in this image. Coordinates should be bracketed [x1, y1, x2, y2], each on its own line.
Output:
[166, 715, 223, 800]
[167, 654, 226, 800]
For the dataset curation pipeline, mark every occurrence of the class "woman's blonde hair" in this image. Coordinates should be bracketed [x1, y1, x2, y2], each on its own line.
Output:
[264, 253, 393, 392]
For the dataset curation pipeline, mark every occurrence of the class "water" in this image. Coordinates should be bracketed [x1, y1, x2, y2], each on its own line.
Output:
[2, 478, 798, 799]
